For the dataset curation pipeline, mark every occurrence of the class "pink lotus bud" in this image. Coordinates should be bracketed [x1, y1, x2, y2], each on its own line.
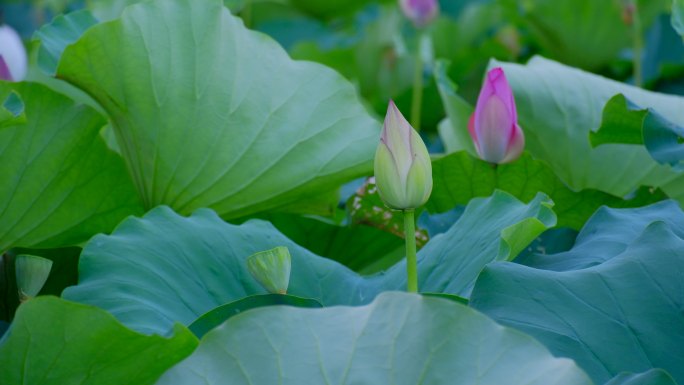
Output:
[399, 0, 439, 28]
[374, 101, 432, 210]
[0, 24, 27, 81]
[468, 67, 525, 164]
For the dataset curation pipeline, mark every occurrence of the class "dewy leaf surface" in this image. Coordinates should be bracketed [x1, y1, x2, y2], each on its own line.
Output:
[495, 57, 684, 202]
[0, 297, 198, 385]
[56, 0, 380, 219]
[470, 221, 684, 384]
[156, 292, 592, 385]
[63, 191, 555, 335]
[0, 83, 142, 251]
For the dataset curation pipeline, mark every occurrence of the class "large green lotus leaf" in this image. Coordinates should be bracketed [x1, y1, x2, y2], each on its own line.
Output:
[156, 292, 591, 385]
[433, 61, 476, 155]
[470, 221, 684, 384]
[519, 200, 684, 272]
[496, 56, 684, 202]
[427, 151, 665, 230]
[511, 0, 665, 70]
[591, 94, 684, 170]
[85, 0, 250, 21]
[63, 191, 555, 335]
[34, 9, 99, 76]
[56, 0, 379, 219]
[0, 296, 197, 385]
[0, 82, 142, 251]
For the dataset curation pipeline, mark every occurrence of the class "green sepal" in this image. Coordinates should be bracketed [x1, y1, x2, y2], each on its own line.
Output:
[15, 254, 53, 301]
[246, 246, 292, 294]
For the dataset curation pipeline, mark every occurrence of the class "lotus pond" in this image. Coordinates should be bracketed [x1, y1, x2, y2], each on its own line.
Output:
[0, 0, 683, 384]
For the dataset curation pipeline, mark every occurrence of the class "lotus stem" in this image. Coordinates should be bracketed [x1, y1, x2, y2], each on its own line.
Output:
[631, 0, 643, 87]
[410, 33, 425, 131]
[404, 209, 418, 293]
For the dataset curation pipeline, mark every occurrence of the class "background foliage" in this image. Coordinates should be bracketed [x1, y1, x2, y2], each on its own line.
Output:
[0, 0, 683, 383]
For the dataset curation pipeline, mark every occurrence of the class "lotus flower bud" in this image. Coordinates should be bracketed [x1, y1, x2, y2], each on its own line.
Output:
[374, 101, 432, 210]
[399, 0, 439, 28]
[468, 67, 525, 164]
[0, 24, 27, 81]
[247, 246, 291, 294]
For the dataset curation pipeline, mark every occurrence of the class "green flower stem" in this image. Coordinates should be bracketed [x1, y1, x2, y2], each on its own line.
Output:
[631, 0, 643, 87]
[410, 33, 424, 131]
[403, 209, 418, 293]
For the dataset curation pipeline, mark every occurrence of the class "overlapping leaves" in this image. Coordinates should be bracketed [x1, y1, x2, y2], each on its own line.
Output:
[158, 292, 591, 385]
[51, 0, 379, 219]
[0, 292, 592, 385]
[63, 191, 554, 335]
[493, 57, 684, 202]
[591, 94, 684, 170]
[0, 83, 142, 251]
[471, 202, 684, 384]
[0, 297, 197, 385]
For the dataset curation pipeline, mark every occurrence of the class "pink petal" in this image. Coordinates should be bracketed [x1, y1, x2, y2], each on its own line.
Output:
[472, 67, 523, 163]
[473, 68, 517, 126]
[400, 0, 439, 27]
[0, 55, 11, 81]
[486, 67, 517, 122]
[477, 94, 513, 162]
[501, 123, 525, 164]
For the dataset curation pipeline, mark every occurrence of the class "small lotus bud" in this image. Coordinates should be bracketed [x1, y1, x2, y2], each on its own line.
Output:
[0, 24, 27, 81]
[247, 246, 291, 294]
[374, 101, 433, 210]
[15, 255, 53, 302]
[468, 67, 525, 164]
[399, 0, 439, 28]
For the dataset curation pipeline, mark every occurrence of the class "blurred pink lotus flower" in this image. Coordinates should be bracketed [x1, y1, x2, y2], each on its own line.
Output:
[468, 67, 525, 164]
[399, 0, 439, 28]
[0, 24, 27, 81]
[0, 56, 11, 81]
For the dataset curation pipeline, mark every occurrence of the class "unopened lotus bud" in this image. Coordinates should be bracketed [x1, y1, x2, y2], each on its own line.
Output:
[468, 67, 525, 164]
[374, 101, 432, 210]
[247, 246, 291, 294]
[15, 255, 53, 302]
[0, 24, 27, 81]
[399, 0, 439, 28]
